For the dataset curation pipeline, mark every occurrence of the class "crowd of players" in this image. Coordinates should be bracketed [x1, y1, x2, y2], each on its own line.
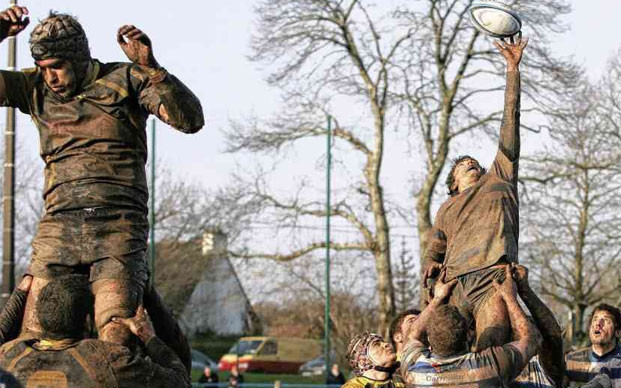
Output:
[344, 264, 620, 388]
[341, 25, 620, 388]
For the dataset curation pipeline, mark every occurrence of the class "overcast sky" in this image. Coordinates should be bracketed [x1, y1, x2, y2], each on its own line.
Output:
[3, 0, 619, 189]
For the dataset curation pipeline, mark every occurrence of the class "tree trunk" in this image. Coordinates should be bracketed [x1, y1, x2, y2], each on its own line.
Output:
[368, 101, 395, 336]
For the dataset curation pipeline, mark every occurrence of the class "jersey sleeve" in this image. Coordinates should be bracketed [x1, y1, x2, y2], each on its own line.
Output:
[489, 70, 521, 185]
[400, 339, 428, 384]
[108, 337, 190, 388]
[487, 344, 524, 385]
[423, 205, 447, 264]
[129, 64, 204, 133]
[0, 69, 36, 114]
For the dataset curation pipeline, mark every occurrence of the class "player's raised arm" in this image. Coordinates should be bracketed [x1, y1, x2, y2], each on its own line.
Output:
[117, 24, 204, 133]
[0, 6, 31, 113]
[491, 35, 527, 182]
[0, 5, 28, 42]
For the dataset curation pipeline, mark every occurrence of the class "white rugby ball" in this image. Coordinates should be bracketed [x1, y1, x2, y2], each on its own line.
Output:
[468, 0, 522, 38]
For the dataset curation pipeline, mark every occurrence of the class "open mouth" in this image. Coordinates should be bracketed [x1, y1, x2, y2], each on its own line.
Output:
[467, 166, 478, 173]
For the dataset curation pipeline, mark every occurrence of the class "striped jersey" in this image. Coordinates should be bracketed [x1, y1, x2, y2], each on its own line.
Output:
[511, 356, 555, 387]
[566, 344, 621, 387]
[400, 340, 523, 387]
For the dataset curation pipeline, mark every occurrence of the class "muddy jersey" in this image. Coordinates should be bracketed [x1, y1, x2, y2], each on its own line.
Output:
[0, 60, 203, 214]
[0, 336, 190, 388]
[511, 356, 555, 387]
[566, 344, 621, 387]
[424, 71, 520, 279]
[400, 340, 523, 387]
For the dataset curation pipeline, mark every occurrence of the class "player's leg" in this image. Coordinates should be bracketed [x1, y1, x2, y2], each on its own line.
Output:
[22, 212, 81, 337]
[91, 251, 148, 345]
[474, 290, 511, 350]
[20, 276, 48, 336]
[459, 265, 512, 350]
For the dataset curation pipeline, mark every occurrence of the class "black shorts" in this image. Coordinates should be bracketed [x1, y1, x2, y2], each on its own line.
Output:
[28, 207, 149, 285]
[448, 265, 507, 328]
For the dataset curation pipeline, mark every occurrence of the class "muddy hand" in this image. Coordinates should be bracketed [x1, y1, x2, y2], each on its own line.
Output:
[117, 24, 159, 68]
[0, 6, 29, 41]
[494, 32, 528, 71]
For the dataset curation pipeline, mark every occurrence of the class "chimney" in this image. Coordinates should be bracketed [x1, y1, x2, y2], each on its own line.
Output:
[202, 229, 228, 257]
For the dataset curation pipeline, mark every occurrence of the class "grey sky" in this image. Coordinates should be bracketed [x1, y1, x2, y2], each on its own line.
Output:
[5, 0, 619, 189]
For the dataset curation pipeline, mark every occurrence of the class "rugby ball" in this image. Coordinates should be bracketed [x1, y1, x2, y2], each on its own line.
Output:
[468, 1, 522, 38]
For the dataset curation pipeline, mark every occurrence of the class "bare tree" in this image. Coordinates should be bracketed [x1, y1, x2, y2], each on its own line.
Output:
[225, 0, 577, 333]
[393, 237, 419, 311]
[521, 59, 621, 340]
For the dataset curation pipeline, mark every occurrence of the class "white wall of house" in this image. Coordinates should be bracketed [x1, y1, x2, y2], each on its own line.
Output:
[180, 232, 258, 336]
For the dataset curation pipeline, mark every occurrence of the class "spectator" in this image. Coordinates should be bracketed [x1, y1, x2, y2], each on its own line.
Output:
[0, 274, 190, 387]
[566, 304, 621, 387]
[342, 332, 403, 388]
[326, 363, 345, 386]
[400, 266, 541, 387]
[228, 365, 244, 388]
[199, 366, 219, 385]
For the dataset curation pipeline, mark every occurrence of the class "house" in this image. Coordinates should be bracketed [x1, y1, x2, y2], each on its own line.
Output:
[153, 230, 261, 337]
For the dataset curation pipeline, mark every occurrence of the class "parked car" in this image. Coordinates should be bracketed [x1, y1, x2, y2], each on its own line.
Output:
[299, 355, 326, 377]
[192, 349, 219, 372]
[218, 336, 322, 374]
[298, 352, 337, 377]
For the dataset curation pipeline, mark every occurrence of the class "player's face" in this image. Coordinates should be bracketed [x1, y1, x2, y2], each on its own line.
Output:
[36, 58, 77, 98]
[453, 158, 482, 190]
[367, 338, 396, 367]
[590, 310, 617, 346]
[399, 314, 420, 342]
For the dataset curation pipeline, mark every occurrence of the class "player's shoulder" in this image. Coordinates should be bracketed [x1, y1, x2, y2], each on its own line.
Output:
[95, 60, 135, 79]
[342, 376, 367, 388]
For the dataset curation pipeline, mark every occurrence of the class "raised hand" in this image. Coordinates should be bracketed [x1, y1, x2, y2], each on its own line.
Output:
[111, 305, 156, 343]
[0, 6, 29, 41]
[117, 25, 159, 69]
[494, 33, 528, 71]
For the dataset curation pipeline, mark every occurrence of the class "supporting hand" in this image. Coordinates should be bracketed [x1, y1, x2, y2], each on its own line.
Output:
[494, 33, 528, 72]
[510, 263, 529, 293]
[432, 269, 458, 303]
[117, 25, 160, 69]
[492, 265, 518, 302]
[423, 262, 443, 289]
[0, 6, 29, 42]
[17, 275, 32, 293]
[111, 305, 156, 343]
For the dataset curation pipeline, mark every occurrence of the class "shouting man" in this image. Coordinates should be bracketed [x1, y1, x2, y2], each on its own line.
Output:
[0, 6, 204, 344]
[422, 34, 528, 350]
[565, 304, 621, 387]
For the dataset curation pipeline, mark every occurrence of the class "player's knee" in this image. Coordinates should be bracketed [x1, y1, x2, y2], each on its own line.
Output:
[92, 278, 143, 345]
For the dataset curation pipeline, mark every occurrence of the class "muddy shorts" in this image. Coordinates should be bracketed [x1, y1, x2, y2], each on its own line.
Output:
[447, 264, 507, 329]
[28, 207, 149, 286]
